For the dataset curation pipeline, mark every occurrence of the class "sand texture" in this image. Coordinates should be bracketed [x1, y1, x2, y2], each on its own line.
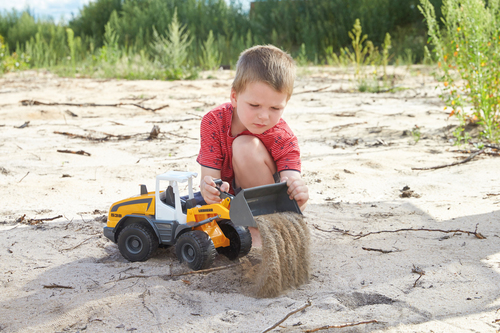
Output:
[1, 67, 500, 332]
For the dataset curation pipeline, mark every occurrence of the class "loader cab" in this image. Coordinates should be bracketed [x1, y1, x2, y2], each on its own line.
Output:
[155, 171, 198, 224]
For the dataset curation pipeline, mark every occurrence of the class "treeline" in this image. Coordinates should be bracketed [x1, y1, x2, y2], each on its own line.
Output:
[0, 0, 442, 79]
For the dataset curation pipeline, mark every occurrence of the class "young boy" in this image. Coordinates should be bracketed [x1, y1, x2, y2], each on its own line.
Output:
[196, 45, 309, 245]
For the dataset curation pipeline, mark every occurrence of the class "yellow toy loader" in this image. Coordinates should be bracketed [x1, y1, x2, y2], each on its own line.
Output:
[104, 171, 301, 270]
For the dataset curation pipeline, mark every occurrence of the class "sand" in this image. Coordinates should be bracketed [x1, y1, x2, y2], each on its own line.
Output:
[1, 66, 500, 332]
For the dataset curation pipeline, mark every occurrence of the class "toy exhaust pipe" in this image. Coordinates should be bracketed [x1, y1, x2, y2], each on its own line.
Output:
[229, 182, 302, 228]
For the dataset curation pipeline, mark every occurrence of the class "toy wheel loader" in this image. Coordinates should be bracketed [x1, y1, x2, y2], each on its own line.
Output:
[103, 171, 301, 270]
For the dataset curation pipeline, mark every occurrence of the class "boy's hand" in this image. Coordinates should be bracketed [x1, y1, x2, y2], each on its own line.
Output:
[200, 175, 230, 204]
[281, 174, 309, 212]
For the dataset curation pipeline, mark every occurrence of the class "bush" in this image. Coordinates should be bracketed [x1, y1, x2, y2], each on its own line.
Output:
[419, 0, 500, 143]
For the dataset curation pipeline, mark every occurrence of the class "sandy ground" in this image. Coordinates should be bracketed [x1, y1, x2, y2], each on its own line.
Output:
[1, 66, 500, 333]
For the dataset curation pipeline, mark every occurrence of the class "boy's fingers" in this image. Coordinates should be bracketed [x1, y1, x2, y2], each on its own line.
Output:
[220, 182, 230, 193]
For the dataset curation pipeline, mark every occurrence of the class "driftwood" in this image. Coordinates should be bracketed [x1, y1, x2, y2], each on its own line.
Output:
[261, 300, 312, 333]
[57, 149, 91, 156]
[313, 224, 486, 240]
[304, 320, 378, 332]
[20, 99, 169, 112]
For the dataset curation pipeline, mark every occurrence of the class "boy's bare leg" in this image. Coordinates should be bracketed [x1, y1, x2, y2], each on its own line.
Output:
[232, 135, 277, 248]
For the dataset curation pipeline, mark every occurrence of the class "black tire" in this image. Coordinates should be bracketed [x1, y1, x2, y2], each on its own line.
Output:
[217, 220, 252, 260]
[117, 223, 158, 262]
[175, 230, 216, 270]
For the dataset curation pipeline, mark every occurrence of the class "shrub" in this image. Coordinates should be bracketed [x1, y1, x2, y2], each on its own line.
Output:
[419, 0, 500, 143]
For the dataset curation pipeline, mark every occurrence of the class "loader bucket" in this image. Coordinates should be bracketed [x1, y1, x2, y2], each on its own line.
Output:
[229, 182, 302, 228]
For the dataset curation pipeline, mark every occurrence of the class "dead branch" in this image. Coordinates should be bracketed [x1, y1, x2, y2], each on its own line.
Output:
[362, 247, 399, 254]
[353, 226, 485, 240]
[57, 149, 91, 156]
[261, 300, 311, 333]
[412, 149, 485, 170]
[313, 224, 486, 240]
[43, 284, 74, 289]
[294, 86, 331, 95]
[20, 99, 169, 112]
[304, 319, 378, 332]
[164, 263, 241, 279]
[21, 215, 63, 225]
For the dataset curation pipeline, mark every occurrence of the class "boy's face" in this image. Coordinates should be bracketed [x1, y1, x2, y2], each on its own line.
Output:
[230, 81, 288, 135]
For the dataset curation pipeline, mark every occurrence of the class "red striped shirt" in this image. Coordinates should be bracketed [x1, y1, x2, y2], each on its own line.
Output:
[197, 102, 301, 194]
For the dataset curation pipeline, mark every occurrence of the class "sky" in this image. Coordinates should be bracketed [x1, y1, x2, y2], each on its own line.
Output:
[0, 0, 91, 22]
[0, 0, 251, 23]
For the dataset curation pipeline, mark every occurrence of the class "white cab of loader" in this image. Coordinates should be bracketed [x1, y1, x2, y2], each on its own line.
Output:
[155, 171, 198, 224]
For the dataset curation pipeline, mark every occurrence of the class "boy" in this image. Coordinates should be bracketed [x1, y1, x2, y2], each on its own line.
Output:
[196, 45, 308, 245]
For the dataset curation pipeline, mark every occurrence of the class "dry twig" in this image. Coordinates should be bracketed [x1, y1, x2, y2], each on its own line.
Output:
[412, 149, 485, 170]
[43, 284, 74, 289]
[362, 247, 400, 254]
[313, 224, 486, 239]
[20, 99, 169, 112]
[261, 300, 311, 333]
[57, 149, 91, 156]
[61, 236, 98, 252]
[164, 263, 241, 279]
[412, 265, 425, 287]
[304, 319, 378, 332]
[294, 86, 331, 95]
[18, 171, 30, 183]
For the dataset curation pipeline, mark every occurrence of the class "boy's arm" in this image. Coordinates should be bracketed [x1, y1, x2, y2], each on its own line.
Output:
[280, 170, 309, 212]
[200, 166, 230, 204]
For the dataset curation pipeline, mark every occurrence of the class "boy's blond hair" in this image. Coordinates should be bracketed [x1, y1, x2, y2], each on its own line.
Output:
[232, 45, 296, 100]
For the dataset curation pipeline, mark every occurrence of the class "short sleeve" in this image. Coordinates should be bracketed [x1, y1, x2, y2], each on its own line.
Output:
[197, 112, 224, 169]
[273, 135, 301, 173]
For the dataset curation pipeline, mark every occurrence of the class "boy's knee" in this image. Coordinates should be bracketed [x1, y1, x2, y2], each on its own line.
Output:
[234, 135, 275, 166]
[232, 135, 266, 162]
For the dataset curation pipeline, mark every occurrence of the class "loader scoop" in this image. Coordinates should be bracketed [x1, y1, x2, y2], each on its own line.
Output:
[229, 182, 302, 228]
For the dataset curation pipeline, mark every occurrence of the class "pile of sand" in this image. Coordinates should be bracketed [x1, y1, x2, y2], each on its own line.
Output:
[251, 212, 310, 298]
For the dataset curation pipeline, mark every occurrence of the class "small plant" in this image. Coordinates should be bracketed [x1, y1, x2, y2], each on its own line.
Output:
[419, 0, 500, 143]
[296, 43, 309, 67]
[412, 125, 422, 144]
[199, 30, 221, 70]
[327, 19, 395, 93]
[1, 35, 30, 73]
[150, 8, 197, 80]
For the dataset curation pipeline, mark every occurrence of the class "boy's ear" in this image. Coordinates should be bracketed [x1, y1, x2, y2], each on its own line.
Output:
[230, 88, 238, 107]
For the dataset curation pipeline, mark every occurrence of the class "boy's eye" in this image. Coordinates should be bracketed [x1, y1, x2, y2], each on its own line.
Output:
[249, 104, 259, 107]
